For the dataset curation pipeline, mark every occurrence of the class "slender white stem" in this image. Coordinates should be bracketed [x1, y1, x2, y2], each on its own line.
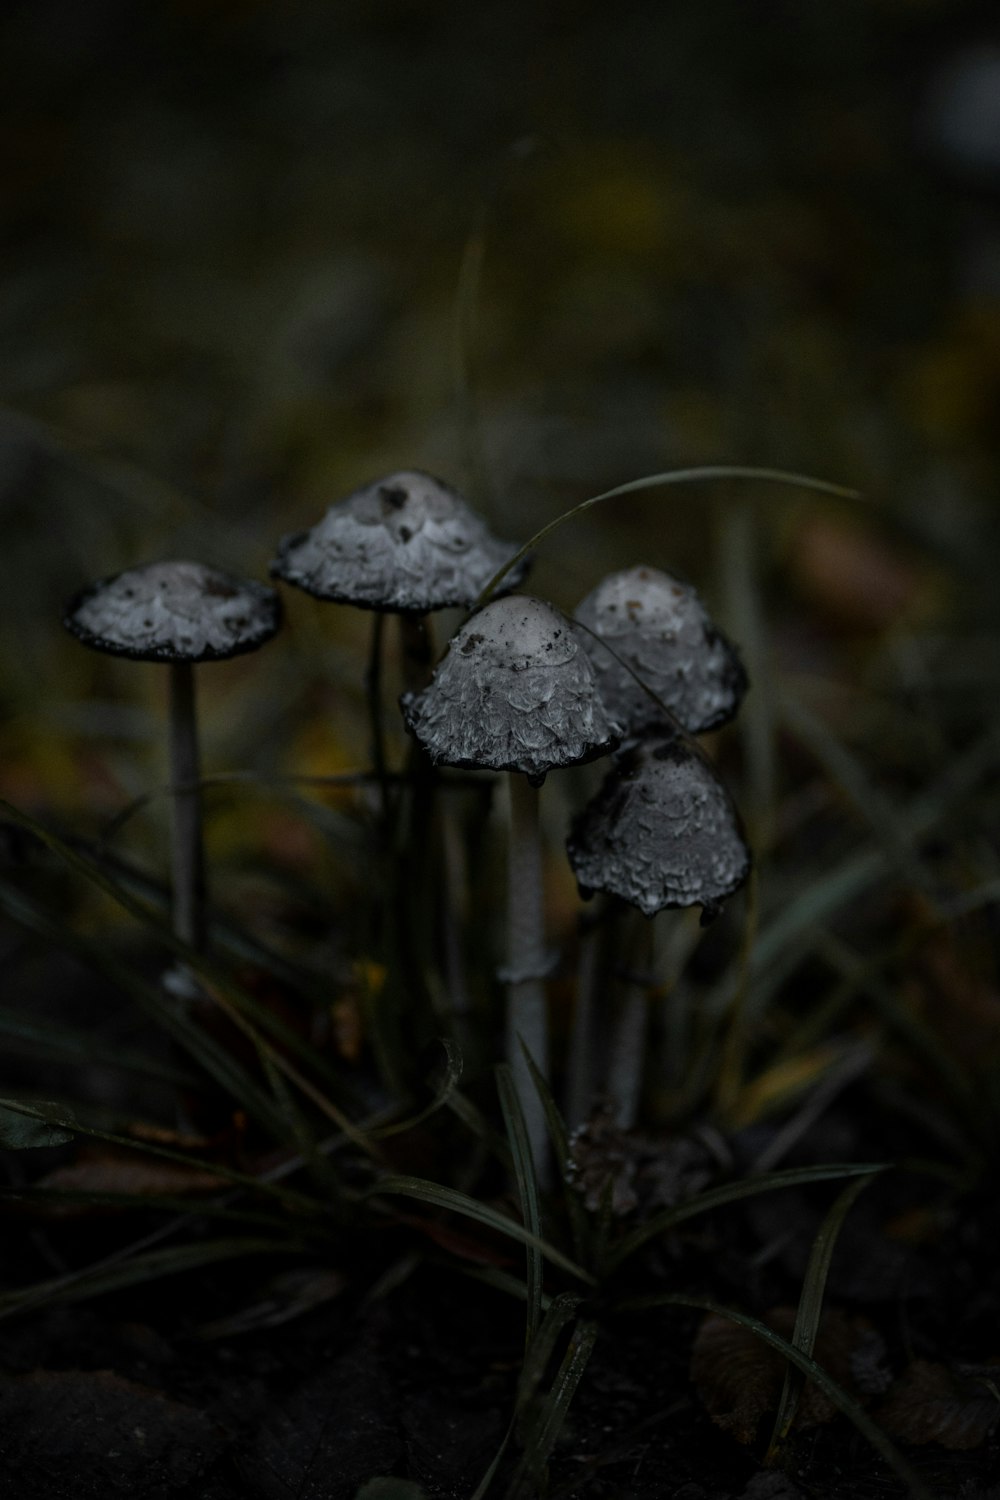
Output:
[168, 660, 206, 952]
[608, 974, 649, 1130]
[398, 611, 434, 696]
[506, 772, 549, 1180]
[565, 896, 609, 1130]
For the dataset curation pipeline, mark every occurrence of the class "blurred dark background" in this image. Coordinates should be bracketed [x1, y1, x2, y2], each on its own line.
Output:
[3, 0, 1000, 844]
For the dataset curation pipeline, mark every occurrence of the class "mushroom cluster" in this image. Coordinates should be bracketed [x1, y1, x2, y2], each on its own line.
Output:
[565, 564, 751, 1129]
[62, 471, 751, 1177]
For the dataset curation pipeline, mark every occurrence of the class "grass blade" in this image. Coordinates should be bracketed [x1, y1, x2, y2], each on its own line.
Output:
[617, 1293, 933, 1500]
[0, 1008, 197, 1087]
[515, 1292, 584, 1416]
[474, 466, 861, 609]
[0, 1184, 302, 1233]
[0, 879, 298, 1144]
[0, 1237, 299, 1318]
[520, 1045, 590, 1267]
[606, 1161, 886, 1270]
[751, 724, 1000, 977]
[0, 1097, 321, 1214]
[497, 1062, 543, 1347]
[0, 1102, 73, 1148]
[766, 1170, 881, 1459]
[503, 1318, 599, 1499]
[374, 1038, 464, 1140]
[366, 1175, 595, 1285]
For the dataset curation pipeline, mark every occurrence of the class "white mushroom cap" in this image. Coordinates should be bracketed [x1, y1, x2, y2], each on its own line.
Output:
[270, 469, 528, 613]
[63, 561, 282, 663]
[401, 595, 622, 782]
[566, 737, 750, 919]
[574, 566, 747, 736]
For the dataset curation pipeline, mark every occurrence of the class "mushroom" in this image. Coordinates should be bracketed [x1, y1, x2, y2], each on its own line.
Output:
[402, 594, 621, 1171]
[566, 735, 750, 1126]
[574, 565, 747, 738]
[64, 560, 282, 953]
[270, 469, 529, 693]
[271, 471, 530, 1033]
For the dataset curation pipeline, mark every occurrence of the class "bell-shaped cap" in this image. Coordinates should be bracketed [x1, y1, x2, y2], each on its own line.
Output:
[270, 469, 528, 613]
[566, 736, 750, 919]
[401, 595, 622, 782]
[575, 566, 747, 736]
[63, 561, 282, 664]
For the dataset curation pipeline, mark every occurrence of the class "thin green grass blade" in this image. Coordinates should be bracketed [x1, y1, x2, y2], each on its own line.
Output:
[497, 1063, 543, 1347]
[0, 1102, 73, 1148]
[366, 1175, 596, 1284]
[515, 1292, 584, 1420]
[0, 865, 375, 1160]
[766, 1171, 881, 1459]
[257, 1048, 341, 1194]
[444, 1089, 513, 1166]
[374, 1039, 464, 1140]
[469, 1415, 516, 1500]
[751, 724, 1000, 976]
[0, 1008, 197, 1087]
[616, 1294, 933, 1500]
[0, 1237, 299, 1318]
[474, 1296, 584, 1499]
[0, 879, 297, 1144]
[606, 1162, 886, 1270]
[718, 500, 776, 831]
[779, 694, 930, 894]
[503, 1318, 599, 1500]
[0, 1184, 303, 1233]
[457, 1264, 536, 1306]
[0, 799, 368, 1120]
[452, 204, 489, 506]
[815, 929, 980, 1117]
[92, 789, 377, 1076]
[474, 466, 861, 609]
[521, 1046, 590, 1266]
[0, 1098, 321, 1214]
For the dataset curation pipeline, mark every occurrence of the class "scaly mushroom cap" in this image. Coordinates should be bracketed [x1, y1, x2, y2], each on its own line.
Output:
[270, 469, 528, 613]
[63, 561, 282, 664]
[575, 566, 747, 736]
[401, 595, 622, 782]
[566, 737, 750, 919]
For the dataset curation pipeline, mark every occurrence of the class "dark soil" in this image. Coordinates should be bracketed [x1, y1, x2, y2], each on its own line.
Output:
[2, 1109, 998, 1500]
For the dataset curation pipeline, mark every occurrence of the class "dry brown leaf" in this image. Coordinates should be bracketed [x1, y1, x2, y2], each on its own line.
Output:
[877, 1359, 1000, 1450]
[691, 1306, 869, 1443]
[787, 513, 927, 632]
[34, 1151, 228, 1215]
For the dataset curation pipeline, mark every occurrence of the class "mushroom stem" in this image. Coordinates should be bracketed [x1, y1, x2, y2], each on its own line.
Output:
[607, 909, 653, 1130]
[566, 895, 612, 1129]
[364, 610, 390, 824]
[506, 772, 550, 1181]
[398, 611, 434, 696]
[167, 660, 206, 952]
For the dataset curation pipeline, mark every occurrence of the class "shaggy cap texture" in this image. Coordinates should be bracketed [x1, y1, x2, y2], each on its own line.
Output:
[402, 595, 621, 782]
[271, 469, 528, 612]
[64, 561, 282, 663]
[566, 737, 750, 918]
[575, 565, 747, 736]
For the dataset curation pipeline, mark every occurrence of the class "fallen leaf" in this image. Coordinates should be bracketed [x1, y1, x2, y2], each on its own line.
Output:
[788, 512, 928, 632]
[691, 1306, 866, 1443]
[877, 1359, 1000, 1450]
[31, 1151, 228, 1216]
